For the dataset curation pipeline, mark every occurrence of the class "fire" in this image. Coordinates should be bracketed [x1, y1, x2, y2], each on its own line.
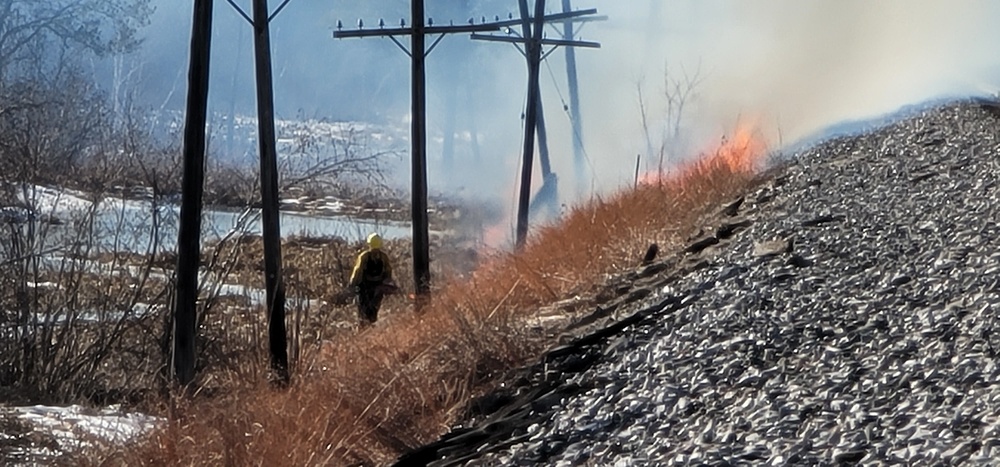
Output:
[477, 125, 769, 249]
[638, 123, 769, 186]
[482, 223, 510, 249]
[713, 124, 768, 173]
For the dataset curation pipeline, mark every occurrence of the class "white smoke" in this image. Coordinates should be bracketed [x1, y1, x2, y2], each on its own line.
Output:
[578, 0, 1000, 185]
[137, 1, 1000, 216]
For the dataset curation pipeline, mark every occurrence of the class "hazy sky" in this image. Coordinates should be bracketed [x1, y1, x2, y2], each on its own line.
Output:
[130, 0, 1000, 204]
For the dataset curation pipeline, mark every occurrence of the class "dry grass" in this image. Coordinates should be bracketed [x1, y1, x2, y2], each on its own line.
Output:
[96, 133, 769, 466]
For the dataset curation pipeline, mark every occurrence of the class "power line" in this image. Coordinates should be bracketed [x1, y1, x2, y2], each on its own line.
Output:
[542, 56, 597, 190]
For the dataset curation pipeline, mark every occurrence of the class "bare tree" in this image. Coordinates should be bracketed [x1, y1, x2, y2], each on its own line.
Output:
[635, 62, 703, 181]
[0, 0, 155, 187]
[0, 1, 167, 401]
[0, 0, 153, 82]
[279, 120, 396, 195]
[660, 63, 703, 157]
[0, 72, 110, 187]
[0, 80, 172, 401]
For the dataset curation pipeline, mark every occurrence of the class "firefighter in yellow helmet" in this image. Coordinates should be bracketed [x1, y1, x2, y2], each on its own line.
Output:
[349, 233, 393, 325]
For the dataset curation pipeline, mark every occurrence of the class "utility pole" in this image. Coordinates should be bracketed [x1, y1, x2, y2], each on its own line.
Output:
[251, 0, 287, 384]
[410, 0, 429, 297]
[173, 0, 213, 387]
[562, 0, 585, 197]
[334, 4, 499, 296]
[523, 3, 561, 223]
[526, 1, 557, 223]
[528, 94, 559, 221]
[223, 0, 293, 383]
[471, 3, 600, 249]
[515, 0, 546, 249]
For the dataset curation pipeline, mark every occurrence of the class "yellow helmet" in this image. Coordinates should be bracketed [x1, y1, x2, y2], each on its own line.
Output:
[367, 233, 383, 249]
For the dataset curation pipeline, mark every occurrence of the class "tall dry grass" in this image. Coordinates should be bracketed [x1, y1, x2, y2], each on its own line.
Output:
[100, 133, 769, 466]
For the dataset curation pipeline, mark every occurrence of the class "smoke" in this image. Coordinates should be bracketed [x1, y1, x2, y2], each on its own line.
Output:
[425, 0, 1000, 208]
[131, 1, 1000, 221]
[591, 0, 1000, 165]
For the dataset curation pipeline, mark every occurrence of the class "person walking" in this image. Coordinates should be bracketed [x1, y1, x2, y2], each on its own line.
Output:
[349, 233, 393, 325]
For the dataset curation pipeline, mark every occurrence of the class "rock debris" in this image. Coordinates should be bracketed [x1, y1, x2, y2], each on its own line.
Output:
[400, 100, 1000, 467]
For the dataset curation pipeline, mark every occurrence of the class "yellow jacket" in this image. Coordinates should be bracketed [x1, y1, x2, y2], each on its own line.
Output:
[349, 248, 392, 287]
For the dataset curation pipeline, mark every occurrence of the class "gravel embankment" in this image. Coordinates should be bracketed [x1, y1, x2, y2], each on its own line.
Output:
[403, 100, 1000, 466]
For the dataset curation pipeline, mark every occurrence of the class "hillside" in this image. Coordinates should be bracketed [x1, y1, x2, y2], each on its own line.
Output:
[404, 99, 1000, 465]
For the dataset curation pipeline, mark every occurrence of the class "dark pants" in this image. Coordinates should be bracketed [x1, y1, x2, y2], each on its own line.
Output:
[357, 284, 384, 324]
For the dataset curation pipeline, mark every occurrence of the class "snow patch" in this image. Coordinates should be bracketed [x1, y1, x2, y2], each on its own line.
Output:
[12, 404, 160, 454]
[13, 185, 94, 215]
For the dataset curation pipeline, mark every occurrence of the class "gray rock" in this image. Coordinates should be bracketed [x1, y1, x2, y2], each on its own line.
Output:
[427, 101, 1000, 467]
[753, 237, 794, 257]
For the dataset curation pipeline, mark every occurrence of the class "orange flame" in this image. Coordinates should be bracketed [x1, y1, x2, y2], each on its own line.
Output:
[712, 123, 768, 172]
[480, 125, 768, 249]
[639, 123, 769, 186]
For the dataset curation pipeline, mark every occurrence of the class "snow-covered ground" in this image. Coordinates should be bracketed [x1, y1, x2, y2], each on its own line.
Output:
[5, 184, 411, 253]
[12, 185, 96, 215]
[2, 404, 160, 465]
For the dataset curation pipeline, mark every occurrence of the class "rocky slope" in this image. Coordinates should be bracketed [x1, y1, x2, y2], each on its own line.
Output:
[401, 99, 1000, 466]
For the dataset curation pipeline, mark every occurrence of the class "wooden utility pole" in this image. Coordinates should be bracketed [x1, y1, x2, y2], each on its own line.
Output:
[222, 0, 293, 383]
[524, 3, 552, 206]
[471, 3, 600, 249]
[514, 0, 546, 249]
[173, 0, 213, 386]
[251, 0, 287, 383]
[410, 0, 430, 296]
[528, 94, 560, 221]
[562, 0, 586, 196]
[334, 4, 499, 296]
[522, 4, 558, 223]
